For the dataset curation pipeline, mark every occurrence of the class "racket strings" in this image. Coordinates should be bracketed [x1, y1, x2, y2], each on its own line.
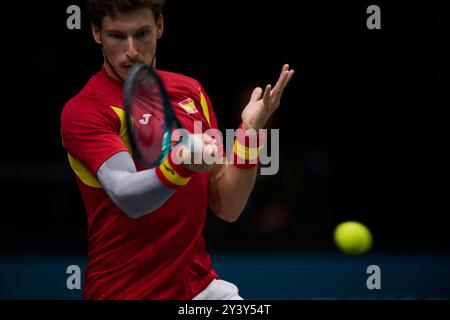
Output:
[126, 65, 172, 167]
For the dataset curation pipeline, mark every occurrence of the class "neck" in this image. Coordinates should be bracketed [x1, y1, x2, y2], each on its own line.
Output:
[102, 47, 123, 82]
[103, 61, 122, 83]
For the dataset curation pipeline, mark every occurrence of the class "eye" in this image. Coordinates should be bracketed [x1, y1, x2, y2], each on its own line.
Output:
[110, 33, 126, 40]
[137, 30, 150, 39]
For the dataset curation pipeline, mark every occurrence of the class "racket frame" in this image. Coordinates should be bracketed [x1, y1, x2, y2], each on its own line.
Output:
[123, 63, 181, 168]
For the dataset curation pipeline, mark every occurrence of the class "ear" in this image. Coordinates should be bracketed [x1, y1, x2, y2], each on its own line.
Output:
[91, 22, 102, 45]
[156, 15, 164, 39]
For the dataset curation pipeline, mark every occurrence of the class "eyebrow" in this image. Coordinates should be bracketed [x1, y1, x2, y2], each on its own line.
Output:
[104, 28, 122, 33]
[105, 26, 152, 33]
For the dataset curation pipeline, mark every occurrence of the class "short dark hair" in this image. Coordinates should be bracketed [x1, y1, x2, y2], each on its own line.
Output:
[86, 0, 165, 27]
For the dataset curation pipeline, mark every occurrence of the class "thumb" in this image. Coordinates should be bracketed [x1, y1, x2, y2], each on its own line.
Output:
[203, 144, 218, 159]
[249, 87, 263, 102]
[202, 133, 215, 145]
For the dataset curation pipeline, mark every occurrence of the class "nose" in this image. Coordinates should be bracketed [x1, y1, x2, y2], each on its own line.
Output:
[125, 37, 138, 60]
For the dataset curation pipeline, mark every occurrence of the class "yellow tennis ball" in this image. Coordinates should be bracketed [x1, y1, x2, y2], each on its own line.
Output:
[334, 221, 373, 255]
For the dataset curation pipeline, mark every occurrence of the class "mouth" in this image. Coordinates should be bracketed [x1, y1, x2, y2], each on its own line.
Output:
[121, 63, 134, 69]
[122, 59, 143, 68]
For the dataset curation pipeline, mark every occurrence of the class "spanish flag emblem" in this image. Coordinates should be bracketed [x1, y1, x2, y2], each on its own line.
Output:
[178, 98, 199, 115]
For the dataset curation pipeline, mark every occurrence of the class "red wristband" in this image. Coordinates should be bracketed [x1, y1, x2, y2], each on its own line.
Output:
[155, 151, 195, 189]
[232, 123, 265, 169]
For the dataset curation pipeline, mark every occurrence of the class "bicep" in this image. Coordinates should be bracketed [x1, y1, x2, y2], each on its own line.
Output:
[97, 151, 137, 200]
[97, 151, 137, 185]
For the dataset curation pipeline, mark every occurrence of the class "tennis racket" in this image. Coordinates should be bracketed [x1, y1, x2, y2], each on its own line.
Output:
[123, 63, 202, 168]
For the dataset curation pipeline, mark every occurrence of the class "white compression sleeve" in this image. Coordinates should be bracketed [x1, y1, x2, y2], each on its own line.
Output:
[97, 151, 175, 219]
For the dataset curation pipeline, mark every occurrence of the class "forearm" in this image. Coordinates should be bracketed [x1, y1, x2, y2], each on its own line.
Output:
[208, 163, 257, 222]
[97, 152, 175, 219]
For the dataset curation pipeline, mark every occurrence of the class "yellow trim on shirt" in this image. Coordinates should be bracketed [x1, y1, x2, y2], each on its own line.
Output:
[67, 153, 102, 188]
[111, 106, 132, 153]
[199, 89, 211, 127]
[64, 106, 132, 188]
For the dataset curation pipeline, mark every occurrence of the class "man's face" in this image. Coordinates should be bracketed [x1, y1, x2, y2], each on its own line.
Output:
[92, 8, 163, 81]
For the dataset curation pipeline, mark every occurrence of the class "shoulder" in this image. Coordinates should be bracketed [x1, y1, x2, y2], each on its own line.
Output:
[157, 70, 203, 94]
[62, 95, 105, 120]
[61, 94, 119, 134]
[61, 71, 119, 125]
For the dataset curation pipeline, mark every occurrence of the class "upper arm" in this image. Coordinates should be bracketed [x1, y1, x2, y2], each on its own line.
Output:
[61, 98, 129, 176]
[97, 151, 137, 184]
[97, 151, 136, 176]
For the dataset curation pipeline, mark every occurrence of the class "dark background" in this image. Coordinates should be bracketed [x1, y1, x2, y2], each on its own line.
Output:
[0, 1, 447, 258]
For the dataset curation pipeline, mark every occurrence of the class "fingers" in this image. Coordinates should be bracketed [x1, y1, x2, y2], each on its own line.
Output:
[202, 132, 217, 145]
[178, 133, 219, 171]
[263, 84, 272, 109]
[250, 87, 263, 102]
[250, 64, 294, 105]
[203, 143, 217, 159]
[183, 142, 217, 173]
[188, 134, 204, 154]
[277, 69, 294, 97]
[272, 64, 289, 92]
[272, 64, 295, 96]
[286, 68, 295, 83]
[186, 133, 216, 153]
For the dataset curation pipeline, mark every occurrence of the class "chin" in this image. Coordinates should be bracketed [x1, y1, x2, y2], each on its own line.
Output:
[120, 67, 131, 78]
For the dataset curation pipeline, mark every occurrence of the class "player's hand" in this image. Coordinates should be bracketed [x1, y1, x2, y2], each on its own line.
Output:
[241, 64, 294, 131]
[178, 133, 219, 173]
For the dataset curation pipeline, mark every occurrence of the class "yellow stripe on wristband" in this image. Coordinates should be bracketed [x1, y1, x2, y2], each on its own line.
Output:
[159, 157, 191, 187]
[233, 139, 260, 161]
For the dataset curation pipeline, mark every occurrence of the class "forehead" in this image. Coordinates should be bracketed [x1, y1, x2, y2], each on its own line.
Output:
[102, 8, 156, 31]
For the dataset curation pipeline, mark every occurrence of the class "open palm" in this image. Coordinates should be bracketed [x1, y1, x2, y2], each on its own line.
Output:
[241, 64, 295, 131]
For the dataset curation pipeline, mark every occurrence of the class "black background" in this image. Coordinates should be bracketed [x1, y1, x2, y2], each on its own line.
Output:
[0, 0, 447, 256]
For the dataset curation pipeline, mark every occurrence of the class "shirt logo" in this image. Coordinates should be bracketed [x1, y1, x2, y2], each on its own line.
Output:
[163, 164, 175, 175]
[178, 98, 198, 115]
[139, 113, 152, 125]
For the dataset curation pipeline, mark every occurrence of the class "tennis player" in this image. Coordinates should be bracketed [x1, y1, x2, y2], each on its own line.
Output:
[61, 0, 294, 299]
